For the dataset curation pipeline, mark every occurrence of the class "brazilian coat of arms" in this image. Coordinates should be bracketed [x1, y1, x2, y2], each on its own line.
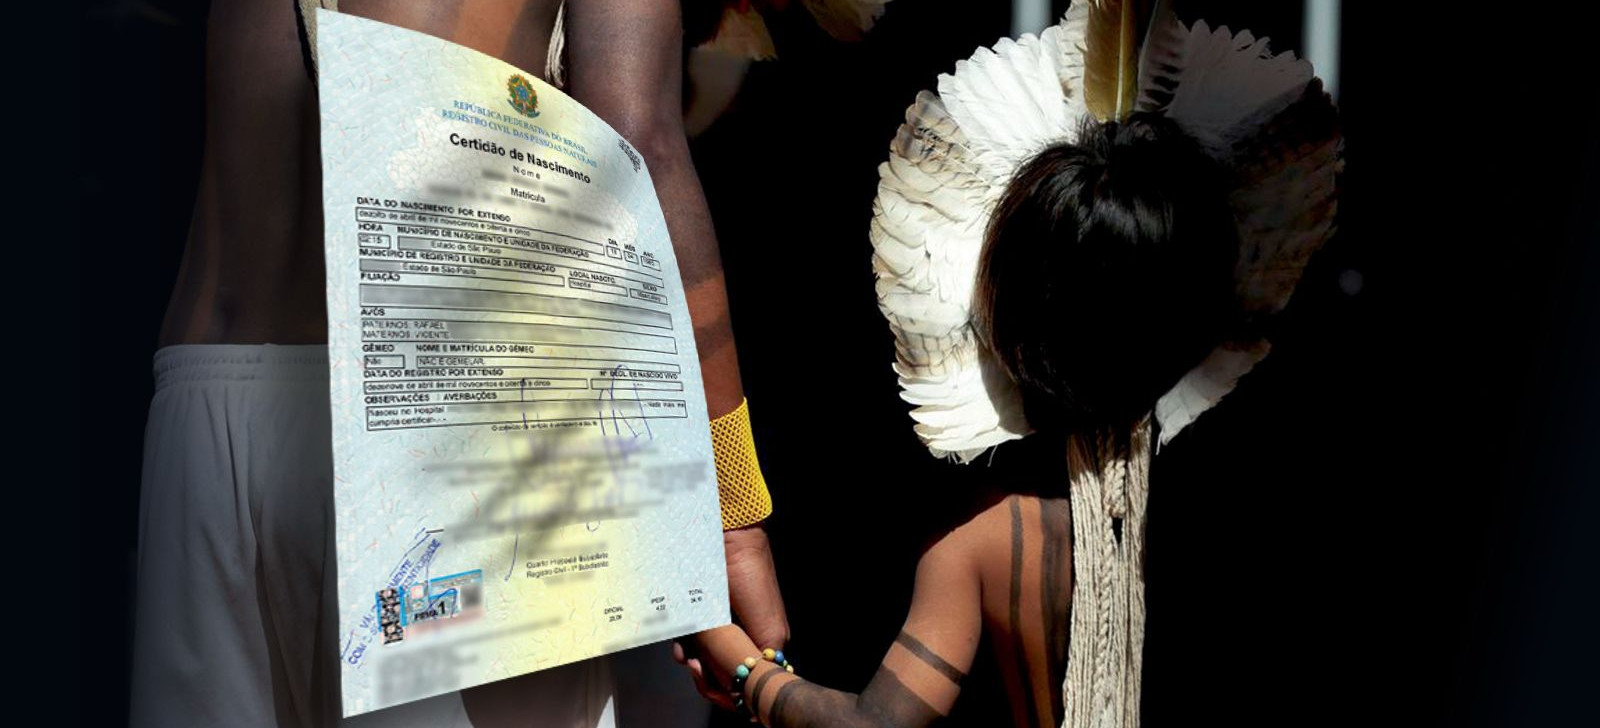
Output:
[507, 74, 539, 118]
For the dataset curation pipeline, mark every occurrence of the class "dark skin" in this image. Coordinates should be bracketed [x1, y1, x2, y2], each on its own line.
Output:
[167, 0, 785, 721]
[691, 493, 1075, 728]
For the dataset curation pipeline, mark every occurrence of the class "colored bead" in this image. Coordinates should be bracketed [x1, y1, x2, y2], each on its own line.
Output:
[773, 650, 785, 664]
[762, 648, 776, 660]
[743, 656, 759, 669]
[785, 664, 794, 673]
[735, 664, 750, 679]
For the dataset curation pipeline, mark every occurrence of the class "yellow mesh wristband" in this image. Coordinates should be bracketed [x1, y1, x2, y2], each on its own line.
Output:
[710, 398, 773, 530]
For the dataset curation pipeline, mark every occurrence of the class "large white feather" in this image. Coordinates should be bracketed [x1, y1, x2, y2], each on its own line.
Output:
[1158, 20, 1313, 156]
[1226, 78, 1343, 316]
[872, 18, 1103, 462]
[871, 98, 1012, 460]
[936, 23, 1086, 186]
[1144, 21, 1342, 445]
[1153, 339, 1271, 447]
[1056, 1, 1093, 124]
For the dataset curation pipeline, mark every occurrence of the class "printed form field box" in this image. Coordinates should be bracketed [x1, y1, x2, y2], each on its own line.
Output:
[366, 397, 688, 430]
[567, 278, 627, 296]
[360, 285, 670, 328]
[590, 379, 684, 392]
[629, 289, 667, 305]
[360, 259, 565, 288]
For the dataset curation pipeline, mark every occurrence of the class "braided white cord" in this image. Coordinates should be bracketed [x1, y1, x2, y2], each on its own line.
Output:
[1063, 417, 1151, 728]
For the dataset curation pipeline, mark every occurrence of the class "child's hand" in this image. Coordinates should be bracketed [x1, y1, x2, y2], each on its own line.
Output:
[671, 625, 755, 712]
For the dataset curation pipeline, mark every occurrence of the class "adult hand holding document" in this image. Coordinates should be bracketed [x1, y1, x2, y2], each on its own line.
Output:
[315, 10, 728, 717]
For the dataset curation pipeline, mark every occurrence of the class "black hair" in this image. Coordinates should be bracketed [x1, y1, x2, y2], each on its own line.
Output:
[973, 112, 1239, 438]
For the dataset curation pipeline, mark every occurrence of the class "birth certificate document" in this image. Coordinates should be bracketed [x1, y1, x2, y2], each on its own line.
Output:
[315, 11, 728, 716]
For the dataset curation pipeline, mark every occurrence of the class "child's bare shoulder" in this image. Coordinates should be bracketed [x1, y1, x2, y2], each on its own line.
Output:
[940, 492, 1074, 606]
[920, 493, 1051, 577]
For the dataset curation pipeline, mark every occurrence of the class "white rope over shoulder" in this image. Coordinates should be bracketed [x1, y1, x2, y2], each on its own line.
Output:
[295, 0, 338, 80]
[296, 0, 569, 90]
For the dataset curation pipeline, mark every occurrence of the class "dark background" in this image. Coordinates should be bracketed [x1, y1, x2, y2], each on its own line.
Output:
[56, 1, 1598, 725]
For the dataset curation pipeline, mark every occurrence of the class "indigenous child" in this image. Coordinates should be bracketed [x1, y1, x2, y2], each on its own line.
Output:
[688, 112, 1241, 728]
[681, 1, 1340, 724]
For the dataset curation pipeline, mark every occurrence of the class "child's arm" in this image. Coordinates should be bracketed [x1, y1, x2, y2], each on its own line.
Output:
[697, 529, 983, 727]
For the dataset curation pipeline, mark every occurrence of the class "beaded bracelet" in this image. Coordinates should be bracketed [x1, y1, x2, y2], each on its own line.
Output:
[730, 648, 795, 722]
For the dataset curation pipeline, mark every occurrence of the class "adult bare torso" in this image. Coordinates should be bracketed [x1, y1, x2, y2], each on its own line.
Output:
[160, 0, 562, 346]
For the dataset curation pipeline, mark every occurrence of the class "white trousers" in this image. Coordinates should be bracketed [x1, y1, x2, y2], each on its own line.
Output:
[131, 345, 703, 727]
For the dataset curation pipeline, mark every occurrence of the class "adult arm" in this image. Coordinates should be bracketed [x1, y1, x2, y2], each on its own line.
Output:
[563, 0, 787, 649]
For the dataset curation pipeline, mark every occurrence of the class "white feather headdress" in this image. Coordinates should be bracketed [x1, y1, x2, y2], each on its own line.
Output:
[872, 1, 1341, 459]
[870, 2, 1341, 726]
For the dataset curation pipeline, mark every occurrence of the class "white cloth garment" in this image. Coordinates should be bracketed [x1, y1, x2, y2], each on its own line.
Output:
[129, 345, 626, 728]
